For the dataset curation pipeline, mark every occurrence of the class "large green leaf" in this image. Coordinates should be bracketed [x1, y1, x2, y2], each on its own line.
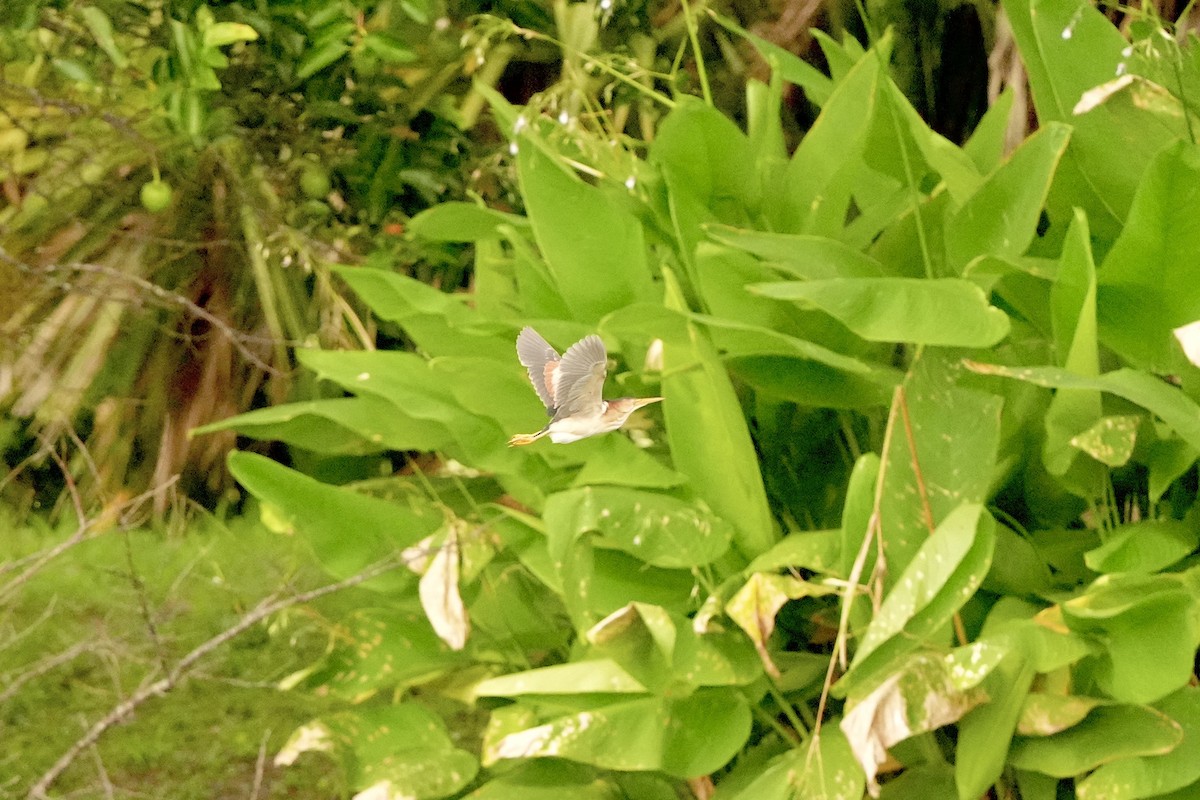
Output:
[302, 607, 467, 697]
[518, 143, 656, 321]
[483, 688, 751, 778]
[703, 224, 886, 279]
[749, 278, 1010, 347]
[747, 528, 842, 576]
[722, 727, 864, 800]
[1009, 704, 1183, 777]
[838, 503, 997, 693]
[196, 395, 447, 454]
[292, 349, 533, 480]
[955, 653, 1036, 800]
[228, 452, 439, 588]
[465, 761, 632, 800]
[1061, 573, 1199, 703]
[1096, 142, 1200, 370]
[881, 81, 982, 207]
[945, 123, 1071, 272]
[606, 299, 776, 560]
[407, 201, 531, 241]
[279, 704, 478, 799]
[652, 99, 757, 225]
[1003, 0, 1170, 243]
[1078, 687, 1200, 800]
[570, 434, 689, 490]
[334, 266, 510, 360]
[965, 363, 1200, 454]
[1042, 210, 1103, 489]
[543, 486, 732, 569]
[777, 51, 882, 236]
[876, 354, 1004, 580]
[475, 659, 647, 696]
[1084, 520, 1198, 575]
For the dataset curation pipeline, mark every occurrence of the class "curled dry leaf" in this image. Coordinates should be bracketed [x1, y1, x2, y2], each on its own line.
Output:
[418, 524, 469, 651]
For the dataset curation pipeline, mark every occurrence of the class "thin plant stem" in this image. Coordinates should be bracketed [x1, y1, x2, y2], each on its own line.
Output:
[509, 24, 677, 108]
[764, 676, 811, 744]
[747, 692, 801, 745]
[680, 0, 713, 106]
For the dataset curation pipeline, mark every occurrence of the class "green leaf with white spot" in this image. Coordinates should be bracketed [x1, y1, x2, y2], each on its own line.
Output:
[483, 689, 751, 778]
[837, 503, 996, 695]
[544, 486, 732, 569]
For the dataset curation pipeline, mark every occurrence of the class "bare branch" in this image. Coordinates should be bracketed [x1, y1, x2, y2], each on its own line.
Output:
[26, 554, 411, 800]
[250, 729, 271, 800]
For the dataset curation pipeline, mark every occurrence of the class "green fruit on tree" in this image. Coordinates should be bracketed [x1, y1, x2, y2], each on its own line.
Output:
[140, 179, 173, 212]
[300, 164, 332, 199]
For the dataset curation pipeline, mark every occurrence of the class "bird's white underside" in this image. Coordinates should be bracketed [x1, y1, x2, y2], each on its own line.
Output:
[545, 401, 617, 443]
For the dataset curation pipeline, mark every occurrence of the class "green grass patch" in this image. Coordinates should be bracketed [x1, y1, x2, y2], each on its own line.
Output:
[0, 512, 357, 798]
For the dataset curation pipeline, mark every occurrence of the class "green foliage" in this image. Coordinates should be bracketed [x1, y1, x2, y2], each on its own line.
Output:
[0, 0, 482, 512]
[203, 0, 1200, 797]
[0, 518, 344, 797]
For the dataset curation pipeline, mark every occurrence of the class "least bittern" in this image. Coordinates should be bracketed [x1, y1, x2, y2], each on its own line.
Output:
[508, 327, 662, 446]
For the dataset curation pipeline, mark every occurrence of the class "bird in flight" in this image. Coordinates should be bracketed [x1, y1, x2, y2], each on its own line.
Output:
[508, 327, 662, 446]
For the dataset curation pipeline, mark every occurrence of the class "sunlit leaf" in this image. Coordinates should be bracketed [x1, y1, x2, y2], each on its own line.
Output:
[1078, 687, 1200, 800]
[750, 278, 1010, 347]
[484, 689, 751, 777]
[965, 363, 1200, 454]
[1060, 573, 1199, 703]
[723, 727, 864, 800]
[228, 452, 439, 589]
[1010, 704, 1182, 777]
[408, 202, 531, 241]
[544, 486, 732, 569]
[1084, 520, 1198, 574]
[839, 503, 996, 693]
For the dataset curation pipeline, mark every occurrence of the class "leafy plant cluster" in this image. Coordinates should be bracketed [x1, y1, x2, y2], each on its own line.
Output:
[197, 0, 1200, 798]
[0, 0, 485, 513]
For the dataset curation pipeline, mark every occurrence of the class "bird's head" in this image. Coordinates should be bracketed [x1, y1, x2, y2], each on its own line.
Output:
[605, 396, 663, 425]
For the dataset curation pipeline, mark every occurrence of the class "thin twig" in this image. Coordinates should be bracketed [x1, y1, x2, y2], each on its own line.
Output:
[83, 719, 115, 800]
[46, 444, 86, 528]
[807, 388, 902, 773]
[0, 479, 172, 603]
[64, 425, 103, 503]
[0, 598, 57, 656]
[250, 729, 270, 800]
[896, 385, 969, 647]
[26, 554, 410, 800]
[896, 386, 935, 535]
[123, 529, 170, 676]
[0, 641, 95, 705]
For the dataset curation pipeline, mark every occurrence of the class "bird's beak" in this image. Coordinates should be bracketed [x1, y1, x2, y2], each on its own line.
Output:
[631, 397, 663, 409]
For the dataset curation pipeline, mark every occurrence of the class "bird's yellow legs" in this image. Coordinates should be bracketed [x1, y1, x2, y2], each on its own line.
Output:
[507, 431, 546, 447]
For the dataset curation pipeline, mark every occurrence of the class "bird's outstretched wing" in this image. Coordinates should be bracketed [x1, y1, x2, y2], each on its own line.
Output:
[554, 334, 607, 421]
[515, 327, 560, 411]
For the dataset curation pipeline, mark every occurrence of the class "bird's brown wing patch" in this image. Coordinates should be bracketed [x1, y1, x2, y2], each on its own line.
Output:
[515, 327, 560, 411]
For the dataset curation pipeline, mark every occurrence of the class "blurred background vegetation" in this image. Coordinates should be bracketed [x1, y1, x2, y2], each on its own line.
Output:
[0, 0, 1009, 522]
[3, 0, 1189, 797]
